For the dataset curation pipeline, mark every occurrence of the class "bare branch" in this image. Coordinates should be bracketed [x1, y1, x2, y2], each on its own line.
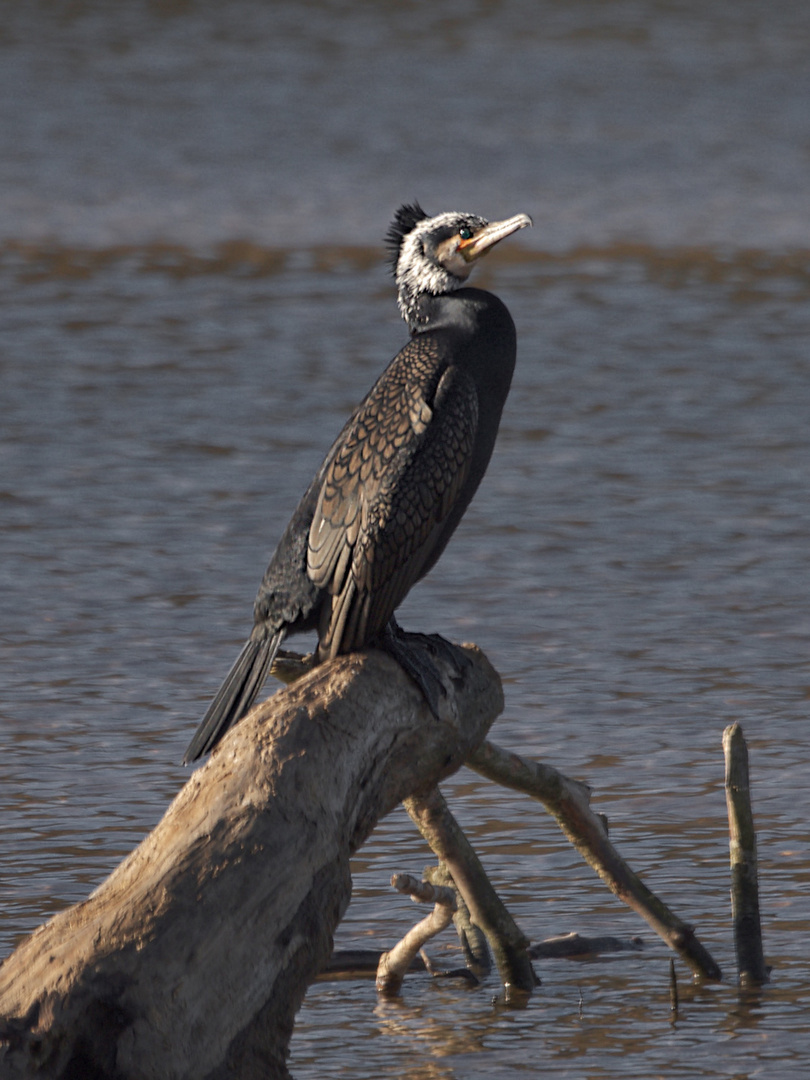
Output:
[391, 873, 457, 908]
[404, 787, 538, 999]
[467, 739, 722, 981]
[376, 875, 456, 996]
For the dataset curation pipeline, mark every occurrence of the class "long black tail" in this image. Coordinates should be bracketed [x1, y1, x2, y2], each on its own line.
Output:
[183, 629, 285, 763]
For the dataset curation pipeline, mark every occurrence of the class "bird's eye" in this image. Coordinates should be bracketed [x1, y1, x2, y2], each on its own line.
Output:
[458, 227, 474, 241]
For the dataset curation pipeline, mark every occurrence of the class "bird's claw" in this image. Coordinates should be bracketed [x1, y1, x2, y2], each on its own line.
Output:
[380, 623, 469, 719]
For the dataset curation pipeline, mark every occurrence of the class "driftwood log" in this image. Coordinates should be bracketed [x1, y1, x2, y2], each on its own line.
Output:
[0, 637, 725, 1080]
[0, 645, 502, 1080]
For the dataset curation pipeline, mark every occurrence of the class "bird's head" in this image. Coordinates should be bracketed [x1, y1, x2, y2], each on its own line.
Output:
[386, 203, 532, 328]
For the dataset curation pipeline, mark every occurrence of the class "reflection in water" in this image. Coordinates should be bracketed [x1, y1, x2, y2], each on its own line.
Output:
[374, 993, 490, 1060]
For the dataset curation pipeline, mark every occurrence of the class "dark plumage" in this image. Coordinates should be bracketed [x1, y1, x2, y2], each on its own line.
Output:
[183, 203, 531, 763]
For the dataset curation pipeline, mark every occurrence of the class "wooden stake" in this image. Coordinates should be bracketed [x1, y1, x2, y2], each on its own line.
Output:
[723, 722, 769, 986]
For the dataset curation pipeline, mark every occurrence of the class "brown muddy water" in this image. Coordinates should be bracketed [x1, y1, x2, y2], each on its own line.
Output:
[2, 3, 810, 1077]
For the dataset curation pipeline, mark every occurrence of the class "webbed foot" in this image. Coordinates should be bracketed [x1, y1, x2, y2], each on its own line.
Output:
[379, 621, 470, 719]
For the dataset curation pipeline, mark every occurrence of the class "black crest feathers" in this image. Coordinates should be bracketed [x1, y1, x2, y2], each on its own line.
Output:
[384, 203, 431, 270]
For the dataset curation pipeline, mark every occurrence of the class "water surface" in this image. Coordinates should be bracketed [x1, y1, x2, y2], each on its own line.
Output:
[1, 3, 809, 1077]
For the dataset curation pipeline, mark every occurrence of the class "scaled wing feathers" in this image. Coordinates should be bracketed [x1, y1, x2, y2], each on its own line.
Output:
[307, 337, 478, 658]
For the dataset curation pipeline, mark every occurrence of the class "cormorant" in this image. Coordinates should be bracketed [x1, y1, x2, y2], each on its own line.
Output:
[183, 204, 531, 763]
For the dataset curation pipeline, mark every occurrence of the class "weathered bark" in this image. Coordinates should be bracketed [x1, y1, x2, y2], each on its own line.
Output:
[467, 739, 722, 981]
[723, 722, 769, 986]
[0, 646, 502, 1080]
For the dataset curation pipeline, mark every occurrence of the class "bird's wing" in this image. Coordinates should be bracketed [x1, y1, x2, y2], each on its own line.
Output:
[307, 336, 479, 657]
